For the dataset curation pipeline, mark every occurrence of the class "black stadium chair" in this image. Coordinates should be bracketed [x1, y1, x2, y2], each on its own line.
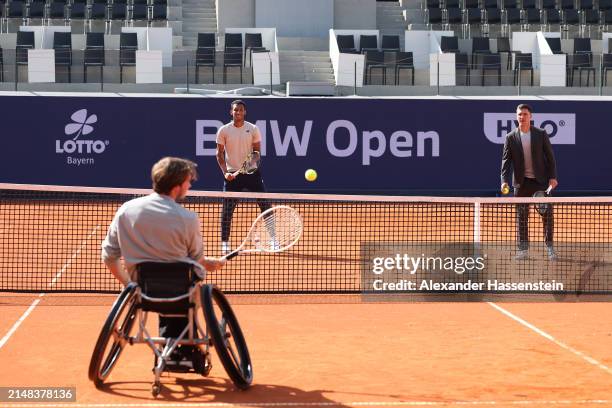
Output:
[223, 33, 242, 83]
[244, 32, 266, 67]
[441, 35, 459, 53]
[0, 47, 3, 82]
[364, 50, 386, 85]
[54, 31, 72, 82]
[393, 51, 414, 85]
[513, 52, 533, 85]
[569, 52, 594, 86]
[471, 37, 490, 68]
[151, 4, 166, 21]
[481, 52, 501, 85]
[16, 29, 34, 65]
[48, 2, 68, 24]
[381, 35, 400, 52]
[119, 31, 137, 83]
[195, 33, 215, 83]
[455, 52, 470, 85]
[602, 53, 612, 86]
[84, 31, 105, 83]
[337, 34, 357, 53]
[359, 34, 378, 53]
[27, 1, 45, 23]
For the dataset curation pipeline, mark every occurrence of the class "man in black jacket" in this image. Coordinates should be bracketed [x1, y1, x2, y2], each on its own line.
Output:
[500, 104, 558, 261]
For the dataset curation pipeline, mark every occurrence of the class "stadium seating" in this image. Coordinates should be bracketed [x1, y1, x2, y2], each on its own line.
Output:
[195, 32, 215, 83]
[223, 32, 242, 83]
[54, 31, 72, 82]
[513, 52, 533, 85]
[83, 31, 105, 83]
[393, 51, 414, 85]
[364, 49, 386, 84]
[119, 31, 137, 83]
[244, 32, 266, 67]
[0, 0, 611, 91]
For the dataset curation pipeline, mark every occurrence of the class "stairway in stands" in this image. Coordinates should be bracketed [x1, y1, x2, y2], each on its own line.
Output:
[279, 50, 335, 85]
[181, 0, 217, 48]
[376, 0, 408, 50]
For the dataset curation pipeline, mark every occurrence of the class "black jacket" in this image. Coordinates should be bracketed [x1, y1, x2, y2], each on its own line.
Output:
[500, 126, 557, 187]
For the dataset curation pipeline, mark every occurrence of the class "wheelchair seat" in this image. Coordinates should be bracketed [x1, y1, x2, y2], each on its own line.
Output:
[136, 261, 196, 314]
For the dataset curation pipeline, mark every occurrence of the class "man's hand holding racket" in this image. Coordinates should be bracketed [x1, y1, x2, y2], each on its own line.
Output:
[225, 151, 261, 181]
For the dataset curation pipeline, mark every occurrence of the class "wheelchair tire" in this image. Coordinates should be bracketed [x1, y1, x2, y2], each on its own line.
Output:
[201, 284, 253, 390]
[88, 283, 138, 387]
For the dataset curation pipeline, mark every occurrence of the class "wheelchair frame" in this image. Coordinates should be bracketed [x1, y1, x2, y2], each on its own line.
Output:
[88, 276, 252, 396]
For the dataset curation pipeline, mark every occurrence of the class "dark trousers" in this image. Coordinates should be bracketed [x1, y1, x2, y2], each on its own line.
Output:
[514, 177, 554, 250]
[159, 317, 190, 338]
[221, 171, 270, 242]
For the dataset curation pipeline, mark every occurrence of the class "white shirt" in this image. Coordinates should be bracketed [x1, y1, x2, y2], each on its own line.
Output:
[519, 130, 535, 179]
[216, 121, 261, 172]
[101, 193, 205, 278]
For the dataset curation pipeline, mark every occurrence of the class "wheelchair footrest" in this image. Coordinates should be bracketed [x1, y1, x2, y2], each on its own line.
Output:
[155, 347, 211, 376]
[165, 359, 195, 373]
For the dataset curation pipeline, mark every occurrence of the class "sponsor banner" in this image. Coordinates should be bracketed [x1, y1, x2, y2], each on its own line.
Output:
[0, 96, 609, 192]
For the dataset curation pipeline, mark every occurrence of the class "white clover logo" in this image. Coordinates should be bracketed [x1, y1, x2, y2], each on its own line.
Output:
[64, 109, 98, 140]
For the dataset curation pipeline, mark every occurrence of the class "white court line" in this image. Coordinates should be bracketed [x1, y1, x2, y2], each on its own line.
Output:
[487, 302, 612, 375]
[0, 226, 100, 351]
[0, 297, 42, 349]
[1, 399, 611, 407]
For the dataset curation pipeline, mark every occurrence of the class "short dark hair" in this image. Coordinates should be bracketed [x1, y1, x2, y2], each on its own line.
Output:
[516, 103, 533, 113]
[151, 157, 198, 195]
[231, 99, 246, 109]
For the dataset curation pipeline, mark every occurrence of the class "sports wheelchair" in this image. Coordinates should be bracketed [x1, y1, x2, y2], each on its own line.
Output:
[88, 262, 252, 396]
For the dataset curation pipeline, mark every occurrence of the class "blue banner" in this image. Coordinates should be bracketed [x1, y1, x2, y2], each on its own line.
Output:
[0, 96, 608, 194]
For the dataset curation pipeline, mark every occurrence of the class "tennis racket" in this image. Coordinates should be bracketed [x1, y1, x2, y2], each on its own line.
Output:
[223, 205, 303, 260]
[232, 151, 261, 177]
[533, 185, 553, 216]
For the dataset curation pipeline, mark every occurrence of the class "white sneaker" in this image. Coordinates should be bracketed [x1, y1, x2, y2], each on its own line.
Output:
[514, 249, 529, 260]
[547, 246, 558, 261]
[269, 239, 280, 251]
[221, 241, 230, 255]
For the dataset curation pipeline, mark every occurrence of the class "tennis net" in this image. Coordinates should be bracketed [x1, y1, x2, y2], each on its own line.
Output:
[1, 183, 611, 297]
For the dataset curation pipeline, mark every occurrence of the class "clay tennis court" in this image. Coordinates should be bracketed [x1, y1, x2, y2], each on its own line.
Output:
[1, 188, 611, 407]
[0, 295, 611, 407]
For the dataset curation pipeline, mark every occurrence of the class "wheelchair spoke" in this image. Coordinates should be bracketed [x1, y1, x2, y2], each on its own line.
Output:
[225, 338, 241, 368]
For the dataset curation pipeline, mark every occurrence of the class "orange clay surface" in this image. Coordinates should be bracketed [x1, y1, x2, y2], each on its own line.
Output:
[0, 298, 610, 408]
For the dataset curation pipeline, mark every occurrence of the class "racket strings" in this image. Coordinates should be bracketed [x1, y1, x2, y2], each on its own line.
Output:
[245, 152, 260, 174]
[250, 208, 303, 251]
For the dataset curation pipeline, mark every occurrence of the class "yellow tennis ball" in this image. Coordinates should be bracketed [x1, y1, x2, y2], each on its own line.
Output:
[502, 185, 510, 195]
[305, 169, 317, 182]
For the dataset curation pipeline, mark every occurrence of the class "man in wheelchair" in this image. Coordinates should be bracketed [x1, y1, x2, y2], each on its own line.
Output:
[97, 157, 229, 387]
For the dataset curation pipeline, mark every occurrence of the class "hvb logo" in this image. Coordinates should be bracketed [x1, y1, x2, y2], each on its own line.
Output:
[56, 109, 109, 154]
[483, 113, 576, 144]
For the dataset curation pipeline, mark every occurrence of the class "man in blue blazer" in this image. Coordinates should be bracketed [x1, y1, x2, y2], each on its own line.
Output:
[500, 104, 558, 261]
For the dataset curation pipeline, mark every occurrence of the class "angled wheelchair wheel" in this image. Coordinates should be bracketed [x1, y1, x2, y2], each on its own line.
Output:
[88, 283, 138, 388]
[201, 284, 252, 390]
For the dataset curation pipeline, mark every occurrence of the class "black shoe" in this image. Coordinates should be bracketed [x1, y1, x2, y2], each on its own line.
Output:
[164, 346, 194, 372]
[191, 348, 212, 376]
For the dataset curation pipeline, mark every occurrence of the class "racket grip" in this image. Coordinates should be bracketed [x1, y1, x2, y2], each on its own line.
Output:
[225, 251, 239, 260]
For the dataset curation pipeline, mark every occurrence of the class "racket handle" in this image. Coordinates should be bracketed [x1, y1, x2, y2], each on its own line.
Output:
[225, 251, 239, 260]
[546, 185, 553, 194]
